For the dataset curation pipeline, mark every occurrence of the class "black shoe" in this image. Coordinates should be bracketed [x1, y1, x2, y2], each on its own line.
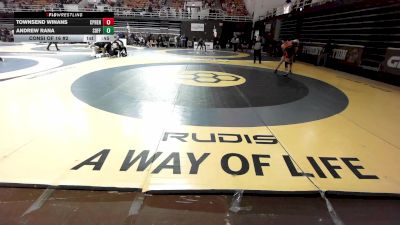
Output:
[46, 48, 49, 51]
[57, 49, 60, 51]
[274, 70, 278, 74]
[283, 73, 289, 77]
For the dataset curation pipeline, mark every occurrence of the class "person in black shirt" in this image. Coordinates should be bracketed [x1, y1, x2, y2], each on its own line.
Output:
[317, 39, 333, 66]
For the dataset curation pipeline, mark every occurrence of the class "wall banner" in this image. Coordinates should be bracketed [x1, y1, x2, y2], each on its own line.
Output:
[383, 48, 400, 75]
[300, 42, 364, 66]
[191, 23, 205, 32]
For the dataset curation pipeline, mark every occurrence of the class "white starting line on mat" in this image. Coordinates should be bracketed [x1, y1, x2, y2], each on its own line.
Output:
[0, 56, 64, 80]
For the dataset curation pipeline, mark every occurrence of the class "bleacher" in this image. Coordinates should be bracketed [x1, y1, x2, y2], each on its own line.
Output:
[276, 0, 400, 73]
[170, 0, 184, 10]
[220, 0, 248, 16]
[124, 0, 164, 10]
[0, 0, 252, 25]
[124, 0, 149, 9]
[2, 0, 79, 9]
[3, 0, 165, 9]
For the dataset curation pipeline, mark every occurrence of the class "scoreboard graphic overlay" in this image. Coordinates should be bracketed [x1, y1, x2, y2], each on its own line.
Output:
[14, 12, 114, 42]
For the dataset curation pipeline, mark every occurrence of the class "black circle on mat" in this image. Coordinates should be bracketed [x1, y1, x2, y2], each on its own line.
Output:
[166, 49, 241, 57]
[71, 63, 349, 127]
[0, 58, 38, 73]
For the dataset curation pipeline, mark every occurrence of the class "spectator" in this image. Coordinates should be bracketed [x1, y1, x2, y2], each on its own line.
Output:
[240, 39, 249, 52]
[213, 36, 220, 49]
[181, 35, 187, 48]
[231, 35, 239, 52]
[253, 37, 262, 64]
[221, 0, 248, 16]
[317, 39, 333, 66]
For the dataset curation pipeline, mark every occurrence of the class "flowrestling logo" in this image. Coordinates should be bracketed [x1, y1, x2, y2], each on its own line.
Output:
[387, 56, 400, 69]
[383, 48, 400, 75]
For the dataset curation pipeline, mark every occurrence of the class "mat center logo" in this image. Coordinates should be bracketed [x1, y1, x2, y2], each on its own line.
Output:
[177, 71, 246, 87]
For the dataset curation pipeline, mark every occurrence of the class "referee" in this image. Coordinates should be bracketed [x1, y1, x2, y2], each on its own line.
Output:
[47, 42, 60, 51]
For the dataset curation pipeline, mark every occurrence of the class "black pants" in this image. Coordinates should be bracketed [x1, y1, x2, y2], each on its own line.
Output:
[233, 43, 238, 52]
[120, 47, 127, 54]
[47, 42, 59, 50]
[197, 43, 206, 51]
[254, 49, 261, 63]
